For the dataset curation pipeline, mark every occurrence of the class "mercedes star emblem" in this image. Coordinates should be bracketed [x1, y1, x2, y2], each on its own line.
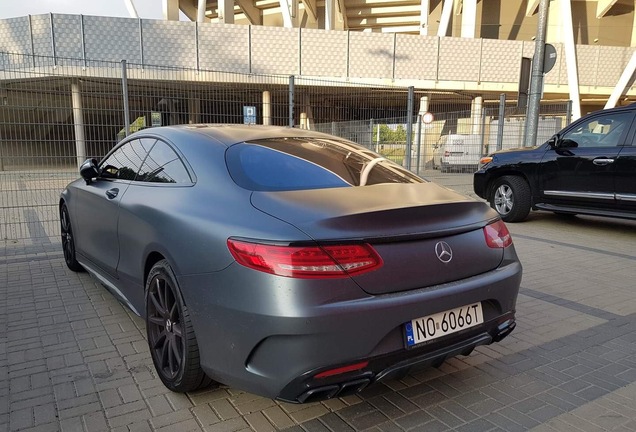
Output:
[435, 241, 453, 263]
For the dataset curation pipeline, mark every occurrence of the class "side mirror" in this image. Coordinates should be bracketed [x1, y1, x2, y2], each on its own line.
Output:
[80, 159, 99, 185]
[558, 138, 578, 149]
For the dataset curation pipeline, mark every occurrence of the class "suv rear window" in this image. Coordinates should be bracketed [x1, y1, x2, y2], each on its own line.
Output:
[226, 137, 424, 191]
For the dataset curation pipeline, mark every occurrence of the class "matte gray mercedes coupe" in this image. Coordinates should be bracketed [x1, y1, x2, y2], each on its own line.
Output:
[60, 125, 521, 403]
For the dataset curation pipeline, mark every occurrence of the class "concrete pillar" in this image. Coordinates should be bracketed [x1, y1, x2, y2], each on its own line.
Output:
[162, 0, 179, 21]
[197, 0, 206, 23]
[471, 96, 483, 135]
[420, 0, 429, 35]
[263, 91, 271, 125]
[438, 0, 454, 37]
[418, 95, 429, 116]
[605, 51, 636, 108]
[461, 0, 477, 38]
[218, 0, 235, 24]
[325, 0, 334, 30]
[125, 0, 139, 18]
[71, 79, 86, 168]
[188, 97, 201, 124]
[300, 112, 308, 129]
[417, 95, 430, 168]
[280, 0, 298, 28]
[559, 0, 581, 120]
[632, 10, 636, 46]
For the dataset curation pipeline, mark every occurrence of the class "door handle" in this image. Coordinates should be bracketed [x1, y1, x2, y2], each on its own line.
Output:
[106, 188, 119, 199]
[593, 158, 614, 166]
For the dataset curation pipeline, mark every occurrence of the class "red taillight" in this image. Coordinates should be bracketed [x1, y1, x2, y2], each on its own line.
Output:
[226, 239, 383, 278]
[483, 220, 513, 248]
[314, 361, 369, 379]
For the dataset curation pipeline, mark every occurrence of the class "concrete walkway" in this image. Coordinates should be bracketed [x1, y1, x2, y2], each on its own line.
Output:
[1, 212, 636, 431]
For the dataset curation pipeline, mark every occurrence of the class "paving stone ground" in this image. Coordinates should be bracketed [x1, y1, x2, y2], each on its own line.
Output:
[1, 209, 636, 431]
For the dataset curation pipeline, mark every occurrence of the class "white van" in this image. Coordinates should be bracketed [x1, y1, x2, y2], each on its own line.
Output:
[432, 134, 483, 173]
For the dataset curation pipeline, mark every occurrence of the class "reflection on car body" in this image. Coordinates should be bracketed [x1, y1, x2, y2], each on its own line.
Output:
[61, 125, 521, 402]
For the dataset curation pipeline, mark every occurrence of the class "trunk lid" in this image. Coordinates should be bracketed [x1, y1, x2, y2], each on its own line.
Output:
[251, 182, 504, 294]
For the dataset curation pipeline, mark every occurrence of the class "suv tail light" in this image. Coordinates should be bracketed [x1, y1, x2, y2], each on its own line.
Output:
[227, 239, 383, 279]
[483, 220, 513, 248]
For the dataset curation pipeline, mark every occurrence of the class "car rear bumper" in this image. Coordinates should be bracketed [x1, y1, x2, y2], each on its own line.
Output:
[284, 315, 516, 403]
[178, 253, 521, 402]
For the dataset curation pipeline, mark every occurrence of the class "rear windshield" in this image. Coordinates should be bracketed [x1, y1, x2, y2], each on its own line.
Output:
[226, 137, 424, 191]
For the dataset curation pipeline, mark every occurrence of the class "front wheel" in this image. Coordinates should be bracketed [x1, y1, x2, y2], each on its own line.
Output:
[146, 259, 212, 392]
[60, 204, 84, 272]
[489, 176, 531, 222]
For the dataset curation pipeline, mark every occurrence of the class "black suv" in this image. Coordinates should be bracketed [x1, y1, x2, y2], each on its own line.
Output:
[474, 104, 636, 222]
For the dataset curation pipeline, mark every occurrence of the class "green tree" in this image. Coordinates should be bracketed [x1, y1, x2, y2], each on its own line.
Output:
[374, 124, 407, 144]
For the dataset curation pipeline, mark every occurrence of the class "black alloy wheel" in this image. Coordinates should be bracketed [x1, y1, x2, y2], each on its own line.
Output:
[60, 204, 84, 272]
[146, 259, 211, 392]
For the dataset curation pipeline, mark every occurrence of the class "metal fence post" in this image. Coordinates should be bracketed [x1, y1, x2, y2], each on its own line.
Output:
[369, 119, 374, 149]
[405, 86, 414, 170]
[496, 93, 506, 151]
[415, 114, 422, 175]
[121, 60, 131, 137]
[480, 108, 487, 156]
[0, 131, 4, 171]
[566, 100, 573, 126]
[289, 75, 295, 128]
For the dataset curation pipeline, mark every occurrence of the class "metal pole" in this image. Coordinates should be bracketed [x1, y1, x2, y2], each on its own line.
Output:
[289, 75, 295, 128]
[415, 115, 422, 175]
[480, 108, 487, 156]
[370, 119, 374, 149]
[497, 93, 506, 151]
[0, 130, 4, 171]
[121, 60, 131, 137]
[566, 100, 573, 126]
[524, 0, 549, 147]
[405, 86, 414, 170]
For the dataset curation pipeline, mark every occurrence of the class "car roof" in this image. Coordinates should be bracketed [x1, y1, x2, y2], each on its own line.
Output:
[131, 124, 337, 148]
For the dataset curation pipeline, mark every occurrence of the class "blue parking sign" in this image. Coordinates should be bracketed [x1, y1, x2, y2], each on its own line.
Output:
[243, 106, 256, 124]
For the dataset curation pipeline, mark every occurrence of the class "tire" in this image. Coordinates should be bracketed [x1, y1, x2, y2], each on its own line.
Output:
[146, 259, 212, 392]
[489, 176, 531, 222]
[60, 204, 84, 272]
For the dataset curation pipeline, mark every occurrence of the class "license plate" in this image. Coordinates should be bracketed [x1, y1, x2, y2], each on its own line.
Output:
[405, 303, 483, 347]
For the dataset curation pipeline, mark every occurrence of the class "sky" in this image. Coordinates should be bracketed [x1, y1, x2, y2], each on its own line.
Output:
[0, 0, 172, 20]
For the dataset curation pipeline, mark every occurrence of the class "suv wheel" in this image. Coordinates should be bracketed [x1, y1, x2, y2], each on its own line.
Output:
[490, 176, 531, 222]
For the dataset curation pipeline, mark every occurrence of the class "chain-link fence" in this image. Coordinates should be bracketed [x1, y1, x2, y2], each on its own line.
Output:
[0, 52, 571, 242]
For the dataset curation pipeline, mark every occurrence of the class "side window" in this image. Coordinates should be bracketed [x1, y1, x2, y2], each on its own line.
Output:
[136, 140, 191, 184]
[100, 139, 152, 180]
[563, 112, 632, 148]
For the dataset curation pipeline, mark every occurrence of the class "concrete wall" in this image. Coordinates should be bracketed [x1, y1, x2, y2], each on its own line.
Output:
[0, 14, 634, 97]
